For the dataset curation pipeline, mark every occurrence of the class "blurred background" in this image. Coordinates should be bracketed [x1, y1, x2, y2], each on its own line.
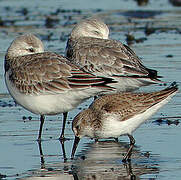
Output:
[0, 0, 181, 179]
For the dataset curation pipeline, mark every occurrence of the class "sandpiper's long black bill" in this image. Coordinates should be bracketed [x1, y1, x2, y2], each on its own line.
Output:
[71, 136, 80, 159]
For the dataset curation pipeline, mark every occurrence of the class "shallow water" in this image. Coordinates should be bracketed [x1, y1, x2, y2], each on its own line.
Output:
[0, 0, 181, 179]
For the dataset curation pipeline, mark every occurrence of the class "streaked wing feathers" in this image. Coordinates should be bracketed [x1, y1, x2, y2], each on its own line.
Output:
[8, 52, 112, 95]
[91, 86, 178, 121]
[67, 37, 149, 77]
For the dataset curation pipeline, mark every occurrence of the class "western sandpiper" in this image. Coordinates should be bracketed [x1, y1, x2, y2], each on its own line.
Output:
[66, 17, 162, 92]
[71, 83, 178, 161]
[4, 34, 115, 141]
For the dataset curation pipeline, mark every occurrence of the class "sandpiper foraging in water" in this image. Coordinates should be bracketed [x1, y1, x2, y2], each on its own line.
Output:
[71, 83, 178, 162]
[4, 34, 115, 141]
[66, 17, 163, 93]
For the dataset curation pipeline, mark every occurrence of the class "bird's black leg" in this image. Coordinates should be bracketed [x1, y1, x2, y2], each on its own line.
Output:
[37, 115, 45, 142]
[122, 134, 135, 162]
[59, 112, 68, 142]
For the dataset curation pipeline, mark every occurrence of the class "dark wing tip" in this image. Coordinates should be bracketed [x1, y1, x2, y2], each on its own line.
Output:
[145, 68, 164, 83]
[146, 68, 160, 78]
[92, 76, 117, 89]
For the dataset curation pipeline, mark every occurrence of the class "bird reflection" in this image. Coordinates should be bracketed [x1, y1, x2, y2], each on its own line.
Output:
[23, 140, 159, 179]
[37, 140, 67, 170]
[37, 141, 45, 169]
[71, 140, 159, 179]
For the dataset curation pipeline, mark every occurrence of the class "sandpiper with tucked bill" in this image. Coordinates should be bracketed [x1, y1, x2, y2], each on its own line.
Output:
[71, 83, 178, 162]
[4, 34, 116, 141]
[66, 17, 163, 92]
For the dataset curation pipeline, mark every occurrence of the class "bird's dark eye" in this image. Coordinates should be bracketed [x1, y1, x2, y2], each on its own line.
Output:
[28, 48, 35, 52]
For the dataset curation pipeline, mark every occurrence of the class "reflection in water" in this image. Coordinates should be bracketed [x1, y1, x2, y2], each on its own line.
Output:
[72, 140, 160, 180]
[21, 140, 159, 179]
[37, 141, 45, 169]
[22, 140, 74, 179]
[0, 0, 181, 178]
[37, 140, 68, 170]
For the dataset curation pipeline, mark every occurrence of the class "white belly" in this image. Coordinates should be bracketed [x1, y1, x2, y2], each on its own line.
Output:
[5, 74, 105, 115]
[100, 94, 175, 138]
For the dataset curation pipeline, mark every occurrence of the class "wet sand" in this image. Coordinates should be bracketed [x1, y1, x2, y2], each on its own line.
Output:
[0, 0, 181, 179]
